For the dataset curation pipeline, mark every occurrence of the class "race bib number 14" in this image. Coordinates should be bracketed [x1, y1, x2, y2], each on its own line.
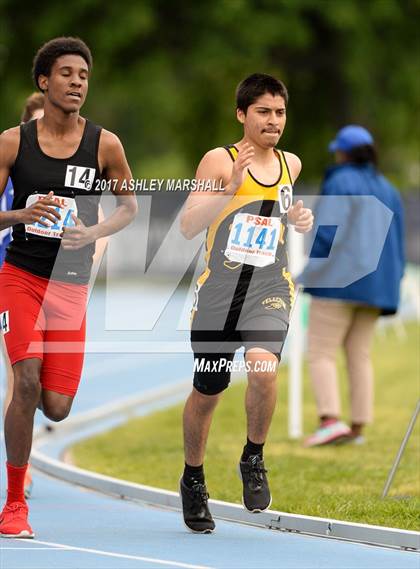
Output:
[65, 165, 95, 190]
[225, 213, 280, 268]
[25, 194, 78, 239]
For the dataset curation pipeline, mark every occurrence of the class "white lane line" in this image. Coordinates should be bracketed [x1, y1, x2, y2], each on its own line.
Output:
[1, 547, 73, 550]
[23, 539, 214, 569]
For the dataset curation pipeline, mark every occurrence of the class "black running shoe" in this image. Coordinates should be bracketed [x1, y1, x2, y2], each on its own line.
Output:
[180, 477, 215, 533]
[239, 455, 272, 513]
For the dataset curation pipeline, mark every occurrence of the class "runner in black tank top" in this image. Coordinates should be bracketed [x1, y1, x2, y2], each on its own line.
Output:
[7, 118, 102, 283]
[0, 37, 137, 539]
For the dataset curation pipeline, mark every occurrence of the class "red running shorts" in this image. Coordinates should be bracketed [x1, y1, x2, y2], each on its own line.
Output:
[0, 262, 88, 397]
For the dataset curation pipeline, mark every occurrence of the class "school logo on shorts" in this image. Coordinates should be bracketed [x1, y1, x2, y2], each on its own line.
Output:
[262, 297, 286, 310]
[223, 259, 242, 271]
[0, 310, 10, 334]
[65, 165, 96, 190]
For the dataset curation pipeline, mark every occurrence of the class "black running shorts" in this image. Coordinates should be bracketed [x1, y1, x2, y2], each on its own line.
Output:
[191, 273, 291, 395]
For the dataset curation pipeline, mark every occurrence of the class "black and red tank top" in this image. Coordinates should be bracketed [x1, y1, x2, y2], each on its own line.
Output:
[6, 118, 102, 284]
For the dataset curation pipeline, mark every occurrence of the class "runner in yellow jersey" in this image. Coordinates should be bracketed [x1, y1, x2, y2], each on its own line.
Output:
[179, 73, 313, 532]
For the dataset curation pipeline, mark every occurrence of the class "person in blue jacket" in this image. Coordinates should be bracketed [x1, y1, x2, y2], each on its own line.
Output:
[301, 125, 405, 446]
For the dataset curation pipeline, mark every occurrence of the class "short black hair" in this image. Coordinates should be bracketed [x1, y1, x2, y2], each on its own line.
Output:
[236, 73, 288, 113]
[32, 37, 93, 91]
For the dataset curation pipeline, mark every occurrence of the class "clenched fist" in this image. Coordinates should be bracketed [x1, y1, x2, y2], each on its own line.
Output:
[287, 200, 314, 233]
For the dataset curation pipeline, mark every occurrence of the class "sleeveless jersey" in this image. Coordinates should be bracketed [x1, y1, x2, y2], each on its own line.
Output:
[6, 119, 102, 284]
[198, 145, 294, 286]
[0, 178, 14, 265]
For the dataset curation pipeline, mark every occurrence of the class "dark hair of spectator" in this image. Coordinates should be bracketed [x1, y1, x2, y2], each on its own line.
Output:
[345, 145, 378, 166]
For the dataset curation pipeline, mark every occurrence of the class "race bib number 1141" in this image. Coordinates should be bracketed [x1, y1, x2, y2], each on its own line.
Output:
[225, 213, 280, 268]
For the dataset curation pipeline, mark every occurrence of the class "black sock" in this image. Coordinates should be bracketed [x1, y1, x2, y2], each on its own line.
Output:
[183, 463, 205, 487]
[241, 437, 264, 461]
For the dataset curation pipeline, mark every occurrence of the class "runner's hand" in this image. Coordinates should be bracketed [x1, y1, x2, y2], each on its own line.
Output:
[226, 143, 254, 194]
[18, 191, 61, 226]
[61, 215, 96, 250]
[288, 200, 314, 233]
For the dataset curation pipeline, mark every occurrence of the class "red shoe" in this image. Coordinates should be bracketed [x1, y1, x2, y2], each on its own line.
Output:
[0, 501, 34, 538]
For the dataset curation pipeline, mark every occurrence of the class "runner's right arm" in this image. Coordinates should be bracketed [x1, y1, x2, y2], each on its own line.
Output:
[0, 128, 61, 231]
[180, 143, 254, 239]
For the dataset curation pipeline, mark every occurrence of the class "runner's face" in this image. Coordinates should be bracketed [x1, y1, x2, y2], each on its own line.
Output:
[40, 54, 89, 113]
[238, 93, 286, 148]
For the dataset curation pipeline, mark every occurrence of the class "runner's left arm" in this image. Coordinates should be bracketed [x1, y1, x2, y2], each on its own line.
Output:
[62, 130, 138, 250]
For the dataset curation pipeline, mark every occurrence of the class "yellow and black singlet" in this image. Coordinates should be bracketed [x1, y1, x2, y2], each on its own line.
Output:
[198, 145, 294, 286]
